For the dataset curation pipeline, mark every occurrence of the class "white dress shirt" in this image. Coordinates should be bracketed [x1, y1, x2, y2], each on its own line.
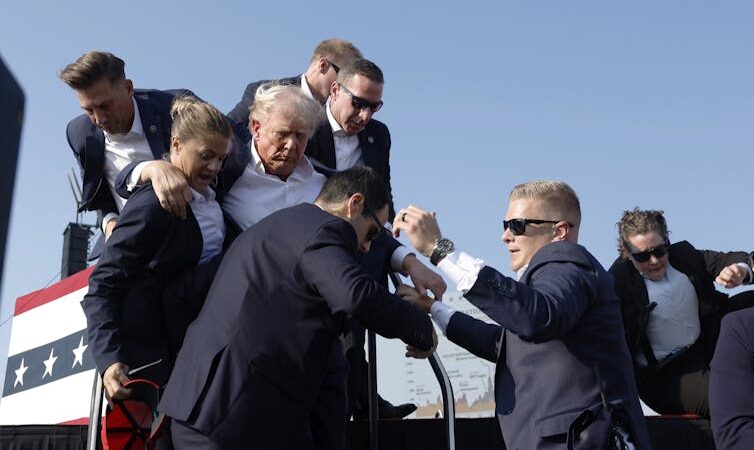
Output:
[326, 102, 363, 170]
[430, 250, 487, 333]
[101, 98, 154, 230]
[188, 187, 225, 264]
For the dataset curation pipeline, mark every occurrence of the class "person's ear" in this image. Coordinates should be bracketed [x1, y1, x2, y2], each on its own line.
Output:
[318, 56, 329, 74]
[330, 81, 339, 100]
[552, 221, 570, 242]
[251, 119, 261, 136]
[346, 193, 365, 219]
[170, 136, 181, 153]
[122, 78, 134, 96]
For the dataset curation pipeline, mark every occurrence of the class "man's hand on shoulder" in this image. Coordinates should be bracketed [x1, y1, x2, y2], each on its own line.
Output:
[141, 160, 191, 219]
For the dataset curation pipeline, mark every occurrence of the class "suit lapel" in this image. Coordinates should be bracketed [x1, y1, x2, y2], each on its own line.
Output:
[136, 96, 169, 159]
[357, 129, 379, 171]
[316, 124, 337, 169]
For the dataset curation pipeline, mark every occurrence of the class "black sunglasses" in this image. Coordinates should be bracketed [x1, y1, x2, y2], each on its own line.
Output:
[503, 218, 571, 236]
[364, 208, 390, 242]
[338, 83, 383, 113]
[629, 244, 669, 263]
[328, 59, 340, 74]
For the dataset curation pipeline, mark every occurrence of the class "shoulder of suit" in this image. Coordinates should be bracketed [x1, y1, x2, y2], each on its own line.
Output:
[364, 118, 389, 134]
[668, 240, 697, 261]
[244, 75, 300, 94]
[528, 241, 597, 275]
[66, 114, 98, 146]
[121, 183, 173, 220]
[134, 88, 195, 102]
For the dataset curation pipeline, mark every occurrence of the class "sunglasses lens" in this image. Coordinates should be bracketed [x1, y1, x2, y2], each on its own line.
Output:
[632, 245, 668, 263]
[504, 219, 525, 235]
[632, 252, 651, 263]
[653, 245, 668, 258]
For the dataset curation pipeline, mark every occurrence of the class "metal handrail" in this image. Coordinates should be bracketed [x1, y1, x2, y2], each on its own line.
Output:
[374, 272, 455, 450]
[86, 372, 103, 450]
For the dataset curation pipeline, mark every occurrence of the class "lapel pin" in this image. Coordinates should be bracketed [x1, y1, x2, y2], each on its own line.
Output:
[149, 125, 158, 133]
[367, 136, 374, 144]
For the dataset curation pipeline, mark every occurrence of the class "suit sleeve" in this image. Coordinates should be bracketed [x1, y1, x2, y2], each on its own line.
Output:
[710, 310, 754, 450]
[299, 221, 433, 350]
[446, 312, 501, 362]
[699, 247, 750, 279]
[464, 264, 597, 343]
[81, 189, 173, 374]
[66, 119, 118, 217]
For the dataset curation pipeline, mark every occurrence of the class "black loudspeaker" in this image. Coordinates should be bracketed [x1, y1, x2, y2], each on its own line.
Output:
[0, 57, 25, 290]
[61, 223, 92, 278]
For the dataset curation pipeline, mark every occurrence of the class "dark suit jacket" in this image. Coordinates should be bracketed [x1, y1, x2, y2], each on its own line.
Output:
[66, 88, 192, 218]
[158, 203, 433, 447]
[446, 242, 651, 450]
[226, 75, 301, 128]
[306, 119, 394, 219]
[81, 184, 206, 385]
[710, 306, 754, 450]
[609, 240, 750, 366]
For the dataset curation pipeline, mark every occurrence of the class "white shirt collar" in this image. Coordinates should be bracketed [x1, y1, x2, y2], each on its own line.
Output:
[300, 73, 316, 101]
[190, 186, 216, 203]
[326, 101, 347, 137]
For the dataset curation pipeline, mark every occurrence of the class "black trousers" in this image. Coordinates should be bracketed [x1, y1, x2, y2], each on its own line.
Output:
[637, 291, 754, 417]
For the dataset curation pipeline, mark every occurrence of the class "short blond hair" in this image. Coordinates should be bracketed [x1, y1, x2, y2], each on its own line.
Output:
[509, 180, 581, 227]
[310, 39, 362, 65]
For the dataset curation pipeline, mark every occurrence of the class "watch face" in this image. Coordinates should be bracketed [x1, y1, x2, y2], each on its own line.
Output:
[437, 239, 454, 253]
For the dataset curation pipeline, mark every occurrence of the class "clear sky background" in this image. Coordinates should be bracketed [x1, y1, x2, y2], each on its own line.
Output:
[1, 1, 753, 398]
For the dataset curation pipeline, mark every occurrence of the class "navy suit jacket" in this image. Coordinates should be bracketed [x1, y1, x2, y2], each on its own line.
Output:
[710, 306, 754, 450]
[446, 242, 651, 450]
[159, 203, 433, 446]
[305, 119, 393, 219]
[81, 184, 206, 385]
[226, 75, 301, 129]
[66, 88, 192, 218]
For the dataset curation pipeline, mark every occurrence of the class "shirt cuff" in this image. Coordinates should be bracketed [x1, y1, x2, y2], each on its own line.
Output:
[430, 300, 457, 335]
[391, 245, 413, 273]
[437, 250, 486, 294]
[126, 161, 149, 192]
[736, 262, 753, 284]
[102, 213, 119, 233]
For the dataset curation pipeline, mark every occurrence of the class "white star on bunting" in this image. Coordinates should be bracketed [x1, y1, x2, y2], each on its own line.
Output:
[14, 358, 28, 388]
[43, 348, 58, 378]
[72, 336, 88, 368]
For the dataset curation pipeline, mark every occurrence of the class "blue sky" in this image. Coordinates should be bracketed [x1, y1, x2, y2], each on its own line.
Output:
[1, 1, 753, 392]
